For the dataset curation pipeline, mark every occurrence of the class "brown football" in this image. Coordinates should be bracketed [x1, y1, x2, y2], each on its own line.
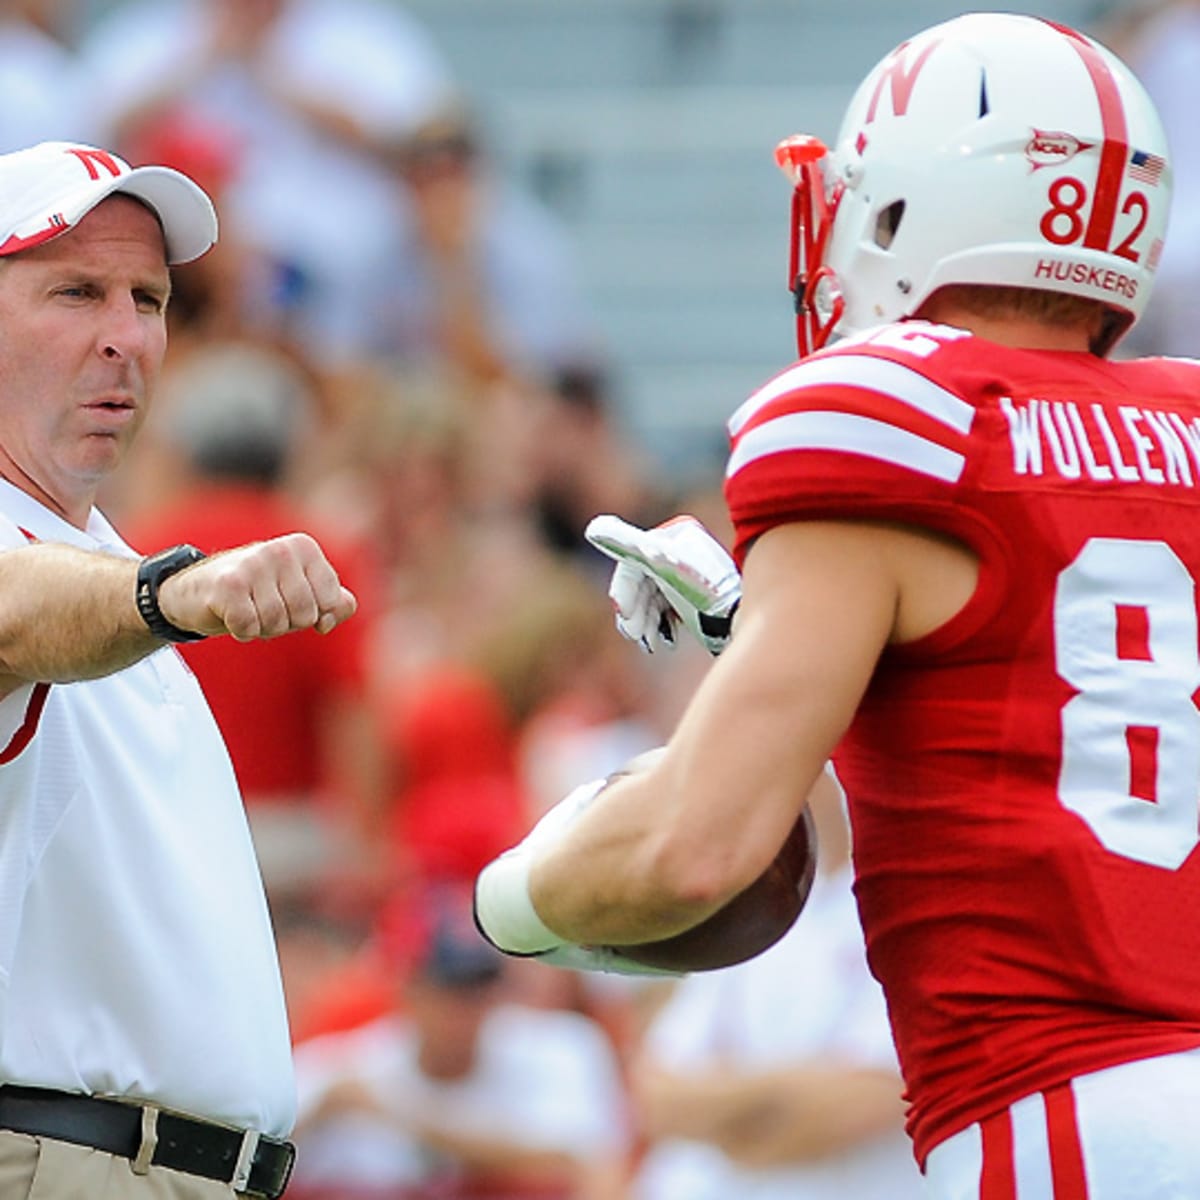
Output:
[604, 806, 818, 973]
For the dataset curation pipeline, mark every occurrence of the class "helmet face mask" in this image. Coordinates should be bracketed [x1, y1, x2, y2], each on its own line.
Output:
[775, 135, 844, 357]
[776, 13, 1172, 358]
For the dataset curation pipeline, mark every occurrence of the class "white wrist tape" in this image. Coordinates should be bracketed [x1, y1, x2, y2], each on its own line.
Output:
[474, 855, 686, 975]
[474, 776, 609, 956]
[474, 771, 690, 978]
[474, 848, 563, 955]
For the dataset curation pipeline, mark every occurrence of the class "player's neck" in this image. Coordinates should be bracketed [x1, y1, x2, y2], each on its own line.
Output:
[915, 304, 1096, 354]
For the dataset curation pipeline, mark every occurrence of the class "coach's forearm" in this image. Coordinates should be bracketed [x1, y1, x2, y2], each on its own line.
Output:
[0, 544, 157, 688]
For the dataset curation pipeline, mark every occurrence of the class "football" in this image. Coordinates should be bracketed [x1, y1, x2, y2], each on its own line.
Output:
[604, 804, 818, 974]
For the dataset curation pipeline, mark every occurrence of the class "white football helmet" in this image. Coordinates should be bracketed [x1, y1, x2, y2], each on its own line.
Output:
[777, 12, 1171, 358]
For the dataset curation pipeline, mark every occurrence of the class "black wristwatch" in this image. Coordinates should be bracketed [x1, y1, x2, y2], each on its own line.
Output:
[136, 544, 209, 643]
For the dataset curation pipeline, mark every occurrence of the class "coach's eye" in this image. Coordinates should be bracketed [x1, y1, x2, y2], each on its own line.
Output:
[134, 289, 167, 313]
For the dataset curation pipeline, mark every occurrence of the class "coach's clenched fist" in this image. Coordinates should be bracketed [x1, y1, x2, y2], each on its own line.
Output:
[0, 534, 358, 699]
[156, 533, 357, 641]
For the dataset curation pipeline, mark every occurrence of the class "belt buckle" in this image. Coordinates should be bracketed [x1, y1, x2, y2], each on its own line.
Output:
[232, 1127, 260, 1191]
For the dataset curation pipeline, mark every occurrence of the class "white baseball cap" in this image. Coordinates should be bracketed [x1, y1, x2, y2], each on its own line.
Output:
[0, 141, 218, 265]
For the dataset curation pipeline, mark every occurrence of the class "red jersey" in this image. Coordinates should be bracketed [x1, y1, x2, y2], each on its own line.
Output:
[724, 321, 1200, 1162]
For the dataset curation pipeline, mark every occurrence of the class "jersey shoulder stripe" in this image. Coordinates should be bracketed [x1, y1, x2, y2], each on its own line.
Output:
[726, 351, 976, 485]
[728, 408, 969, 484]
[728, 352, 976, 437]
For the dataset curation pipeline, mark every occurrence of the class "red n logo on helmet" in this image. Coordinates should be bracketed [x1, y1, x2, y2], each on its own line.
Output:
[66, 147, 123, 180]
[865, 39, 941, 123]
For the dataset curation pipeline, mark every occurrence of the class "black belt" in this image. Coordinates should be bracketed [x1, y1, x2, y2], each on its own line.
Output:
[0, 1085, 294, 1197]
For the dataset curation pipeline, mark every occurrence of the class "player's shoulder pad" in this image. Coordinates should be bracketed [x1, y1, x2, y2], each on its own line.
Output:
[1122, 353, 1200, 398]
[726, 321, 979, 490]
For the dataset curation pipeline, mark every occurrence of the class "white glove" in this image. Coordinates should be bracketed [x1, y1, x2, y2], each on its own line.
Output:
[473, 774, 686, 978]
[585, 514, 742, 655]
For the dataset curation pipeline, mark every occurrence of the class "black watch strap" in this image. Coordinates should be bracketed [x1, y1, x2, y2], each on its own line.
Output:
[136, 544, 208, 643]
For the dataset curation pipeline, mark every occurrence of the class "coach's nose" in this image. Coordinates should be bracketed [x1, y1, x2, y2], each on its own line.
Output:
[101, 297, 153, 361]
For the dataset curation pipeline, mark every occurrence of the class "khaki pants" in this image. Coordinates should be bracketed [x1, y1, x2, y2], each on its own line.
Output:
[0, 1130, 240, 1199]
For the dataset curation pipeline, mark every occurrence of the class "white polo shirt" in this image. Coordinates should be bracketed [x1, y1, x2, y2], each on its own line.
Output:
[0, 481, 296, 1135]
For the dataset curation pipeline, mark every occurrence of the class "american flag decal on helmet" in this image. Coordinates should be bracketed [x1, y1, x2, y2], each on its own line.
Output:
[1128, 149, 1165, 187]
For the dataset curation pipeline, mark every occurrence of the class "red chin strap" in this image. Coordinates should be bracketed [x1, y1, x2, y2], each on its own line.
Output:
[775, 136, 845, 358]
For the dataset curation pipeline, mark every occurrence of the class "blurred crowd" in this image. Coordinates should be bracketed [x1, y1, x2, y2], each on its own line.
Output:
[7, 0, 1198, 1195]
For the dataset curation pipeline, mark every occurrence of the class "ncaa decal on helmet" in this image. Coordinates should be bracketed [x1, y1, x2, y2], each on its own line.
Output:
[775, 12, 1171, 358]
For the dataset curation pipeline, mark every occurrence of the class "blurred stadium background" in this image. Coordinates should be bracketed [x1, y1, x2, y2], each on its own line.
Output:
[397, 0, 1111, 479]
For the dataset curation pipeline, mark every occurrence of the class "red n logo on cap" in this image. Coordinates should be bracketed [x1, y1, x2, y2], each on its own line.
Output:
[865, 39, 941, 123]
[66, 147, 123, 180]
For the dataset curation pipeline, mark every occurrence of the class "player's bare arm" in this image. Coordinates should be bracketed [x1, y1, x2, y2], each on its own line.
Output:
[529, 518, 973, 947]
[0, 532, 356, 699]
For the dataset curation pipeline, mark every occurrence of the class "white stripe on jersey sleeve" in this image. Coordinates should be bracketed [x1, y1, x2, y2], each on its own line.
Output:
[726, 410, 968, 483]
[727, 354, 976, 439]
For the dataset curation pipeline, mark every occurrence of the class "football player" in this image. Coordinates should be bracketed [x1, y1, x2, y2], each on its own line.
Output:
[478, 13, 1200, 1196]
